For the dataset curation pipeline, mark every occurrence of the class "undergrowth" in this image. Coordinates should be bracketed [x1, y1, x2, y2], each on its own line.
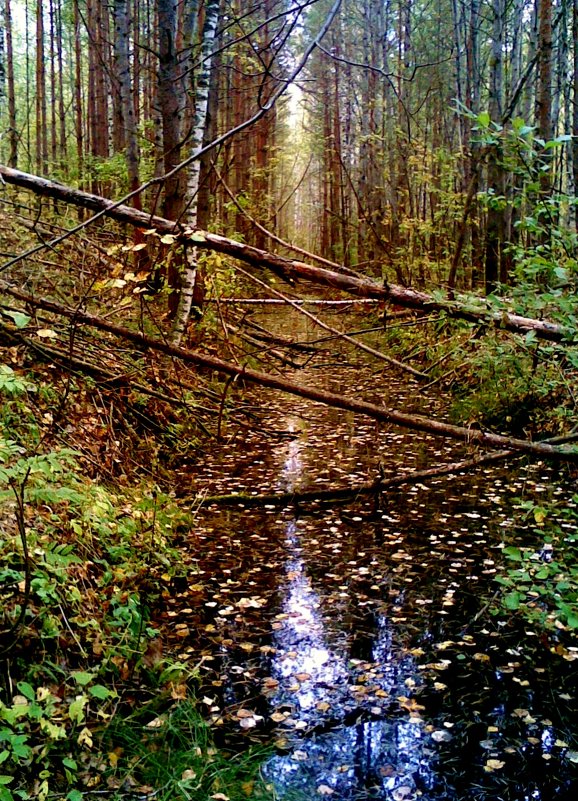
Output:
[494, 497, 578, 640]
[0, 362, 272, 800]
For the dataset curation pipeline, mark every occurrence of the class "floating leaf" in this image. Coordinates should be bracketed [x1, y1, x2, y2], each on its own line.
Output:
[36, 328, 58, 339]
[484, 759, 505, 772]
[160, 234, 177, 245]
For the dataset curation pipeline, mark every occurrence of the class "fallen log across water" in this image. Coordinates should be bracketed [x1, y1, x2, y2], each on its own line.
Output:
[1, 280, 577, 461]
[198, 433, 578, 507]
[0, 165, 569, 342]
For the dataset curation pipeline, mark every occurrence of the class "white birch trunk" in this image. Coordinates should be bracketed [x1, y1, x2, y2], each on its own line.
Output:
[172, 0, 219, 345]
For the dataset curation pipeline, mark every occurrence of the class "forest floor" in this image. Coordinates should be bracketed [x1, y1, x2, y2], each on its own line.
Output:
[1, 299, 578, 801]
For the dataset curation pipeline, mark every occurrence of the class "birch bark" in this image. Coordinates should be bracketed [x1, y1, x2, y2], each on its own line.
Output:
[172, 0, 220, 345]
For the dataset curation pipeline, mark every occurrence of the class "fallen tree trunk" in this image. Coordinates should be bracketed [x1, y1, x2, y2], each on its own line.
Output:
[0, 164, 568, 342]
[199, 450, 517, 507]
[199, 431, 578, 506]
[1, 280, 576, 461]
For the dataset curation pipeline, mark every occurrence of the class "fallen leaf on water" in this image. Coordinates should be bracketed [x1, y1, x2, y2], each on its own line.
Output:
[473, 653, 490, 663]
[397, 696, 425, 713]
[431, 729, 452, 743]
[484, 759, 505, 772]
[317, 786, 334, 796]
[270, 711, 288, 723]
[392, 787, 414, 801]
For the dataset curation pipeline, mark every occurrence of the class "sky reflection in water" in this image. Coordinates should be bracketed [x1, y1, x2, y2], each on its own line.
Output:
[262, 424, 437, 800]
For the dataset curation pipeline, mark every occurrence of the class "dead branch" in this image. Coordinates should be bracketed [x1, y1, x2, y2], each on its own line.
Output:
[1, 281, 576, 461]
[199, 432, 578, 507]
[0, 165, 568, 342]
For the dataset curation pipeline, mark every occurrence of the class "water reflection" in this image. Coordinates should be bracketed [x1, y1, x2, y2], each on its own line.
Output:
[263, 423, 437, 800]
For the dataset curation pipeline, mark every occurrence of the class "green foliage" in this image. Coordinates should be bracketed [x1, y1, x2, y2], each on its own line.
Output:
[448, 333, 566, 433]
[104, 701, 273, 801]
[495, 497, 578, 633]
[0, 360, 268, 799]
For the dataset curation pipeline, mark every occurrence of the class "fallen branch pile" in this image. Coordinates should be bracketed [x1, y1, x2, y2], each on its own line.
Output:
[1, 280, 576, 461]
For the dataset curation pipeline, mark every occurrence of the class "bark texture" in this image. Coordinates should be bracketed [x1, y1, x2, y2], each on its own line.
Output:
[0, 279, 577, 461]
[0, 164, 569, 342]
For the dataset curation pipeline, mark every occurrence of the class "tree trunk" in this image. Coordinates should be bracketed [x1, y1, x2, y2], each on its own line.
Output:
[113, 0, 140, 199]
[157, 0, 184, 222]
[73, 0, 84, 186]
[0, 164, 570, 343]
[172, 0, 220, 345]
[35, 0, 48, 174]
[572, 0, 578, 232]
[5, 0, 17, 167]
[485, 0, 505, 293]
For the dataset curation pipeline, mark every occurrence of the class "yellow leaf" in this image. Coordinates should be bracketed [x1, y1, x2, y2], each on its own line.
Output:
[77, 727, 93, 748]
[484, 759, 505, 772]
[160, 234, 177, 245]
[36, 328, 58, 339]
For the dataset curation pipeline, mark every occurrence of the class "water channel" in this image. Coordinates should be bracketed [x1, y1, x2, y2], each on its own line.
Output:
[183, 306, 578, 800]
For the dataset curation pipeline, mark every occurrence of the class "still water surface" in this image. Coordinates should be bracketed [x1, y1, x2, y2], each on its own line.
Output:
[186, 308, 578, 800]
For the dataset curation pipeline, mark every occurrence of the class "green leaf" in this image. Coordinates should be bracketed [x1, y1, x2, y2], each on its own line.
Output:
[71, 672, 94, 687]
[88, 685, 112, 700]
[524, 330, 537, 345]
[476, 111, 490, 128]
[16, 682, 35, 701]
[502, 546, 523, 561]
[68, 695, 88, 725]
[504, 592, 521, 610]
[188, 232, 207, 243]
[66, 791, 83, 801]
[62, 758, 77, 771]
[4, 311, 31, 329]
[0, 778, 13, 786]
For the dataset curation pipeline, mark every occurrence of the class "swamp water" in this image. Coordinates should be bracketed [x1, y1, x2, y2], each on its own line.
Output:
[179, 308, 578, 800]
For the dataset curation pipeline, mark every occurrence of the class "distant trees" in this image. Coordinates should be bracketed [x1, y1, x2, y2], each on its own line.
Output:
[0, 0, 576, 306]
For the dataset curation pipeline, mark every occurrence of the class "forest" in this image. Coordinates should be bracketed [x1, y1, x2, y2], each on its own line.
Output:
[1, 0, 578, 799]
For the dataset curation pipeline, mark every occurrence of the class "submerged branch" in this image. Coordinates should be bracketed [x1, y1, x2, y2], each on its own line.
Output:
[199, 431, 578, 507]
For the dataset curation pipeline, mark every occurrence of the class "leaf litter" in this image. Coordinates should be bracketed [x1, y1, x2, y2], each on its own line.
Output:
[162, 309, 578, 799]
